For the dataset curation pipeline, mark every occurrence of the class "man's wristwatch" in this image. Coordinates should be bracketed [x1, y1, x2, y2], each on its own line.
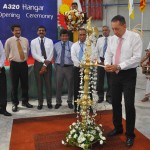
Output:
[117, 65, 121, 71]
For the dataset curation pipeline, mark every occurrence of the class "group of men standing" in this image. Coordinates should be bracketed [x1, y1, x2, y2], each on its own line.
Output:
[0, 25, 87, 116]
[0, 23, 111, 116]
[0, 14, 143, 147]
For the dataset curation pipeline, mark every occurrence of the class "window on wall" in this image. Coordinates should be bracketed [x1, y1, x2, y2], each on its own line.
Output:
[80, 0, 103, 20]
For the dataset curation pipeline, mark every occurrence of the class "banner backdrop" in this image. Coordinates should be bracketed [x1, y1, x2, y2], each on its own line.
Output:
[0, 0, 57, 43]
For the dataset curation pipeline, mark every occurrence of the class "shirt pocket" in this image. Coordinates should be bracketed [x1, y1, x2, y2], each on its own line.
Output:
[22, 46, 28, 53]
[121, 42, 132, 59]
[65, 48, 71, 56]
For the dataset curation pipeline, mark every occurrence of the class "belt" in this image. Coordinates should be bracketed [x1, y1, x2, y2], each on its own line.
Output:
[57, 64, 73, 67]
[10, 61, 27, 64]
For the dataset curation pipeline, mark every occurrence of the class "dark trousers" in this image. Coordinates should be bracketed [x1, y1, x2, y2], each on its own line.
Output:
[55, 64, 73, 104]
[97, 66, 111, 100]
[34, 61, 52, 105]
[10, 61, 28, 105]
[73, 67, 93, 109]
[73, 67, 80, 109]
[0, 67, 7, 110]
[111, 68, 136, 138]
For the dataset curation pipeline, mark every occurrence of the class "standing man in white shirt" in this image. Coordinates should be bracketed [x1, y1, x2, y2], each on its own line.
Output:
[31, 26, 53, 110]
[71, 28, 86, 112]
[95, 26, 112, 104]
[71, 28, 93, 113]
[0, 40, 11, 116]
[5, 24, 33, 112]
[105, 15, 142, 147]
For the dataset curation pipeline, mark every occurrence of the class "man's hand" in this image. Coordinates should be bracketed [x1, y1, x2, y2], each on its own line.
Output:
[140, 62, 146, 67]
[44, 60, 51, 66]
[105, 65, 118, 72]
[39, 66, 47, 75]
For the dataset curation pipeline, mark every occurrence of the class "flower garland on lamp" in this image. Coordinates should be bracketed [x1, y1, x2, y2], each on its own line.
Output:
[64, 9, 84, 42]
[62, 17, 106, 150]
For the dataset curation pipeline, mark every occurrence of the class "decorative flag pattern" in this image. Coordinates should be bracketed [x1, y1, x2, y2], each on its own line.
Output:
[139, 0, 146, 12]
[128, 0, 134, 20]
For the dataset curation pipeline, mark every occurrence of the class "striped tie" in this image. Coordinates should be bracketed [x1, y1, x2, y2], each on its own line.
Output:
[60, 42, 65, 66]
[103, 37, 108, 58]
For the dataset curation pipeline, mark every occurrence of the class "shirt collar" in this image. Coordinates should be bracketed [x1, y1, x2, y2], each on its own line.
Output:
[61, 41, 68, 45]
[14, 36, 21, 41]
[118, 29, 128, 40]
[79, 40, 85, 45]
[38, 37, 45, 40]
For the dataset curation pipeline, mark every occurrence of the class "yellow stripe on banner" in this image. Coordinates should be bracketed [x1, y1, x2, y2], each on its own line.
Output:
[130, 10, 134, 20]
[128, 3, 130, 10]
[128, 1, 134, 20]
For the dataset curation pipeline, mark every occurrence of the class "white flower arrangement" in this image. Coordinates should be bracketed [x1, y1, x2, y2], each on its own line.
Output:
[62, 119, 106, 150]
[64, 9, 84, 30]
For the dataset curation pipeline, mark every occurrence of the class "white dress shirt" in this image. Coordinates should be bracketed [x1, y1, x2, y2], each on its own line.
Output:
[147, 42, 150, 49]
[0, 40, 5, 68]
[95, 36, 111, 63]
[71, 41, 86, 67]
[104, 29, 142, 70]
[31, 37, 53, 63]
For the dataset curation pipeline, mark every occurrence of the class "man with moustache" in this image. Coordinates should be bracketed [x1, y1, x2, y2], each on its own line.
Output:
[5, 24, 33, 112]
[104, 15, 142, 147]
[54, 29, 73, 109]
[31, 26, 53, 110]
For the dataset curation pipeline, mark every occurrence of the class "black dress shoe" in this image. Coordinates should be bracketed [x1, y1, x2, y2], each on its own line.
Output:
[47, 104, 53, 109]
[55, 104, 61, 109]
[37, 105, 43, 110]
[68, 103, 73, 109]
[22, 102, 33, 108]
[107, 129, 123, 137]
[0, 110, 12, 116]
[97, 99, 104, 103]
[12, 105, 18, 112]
[106, 98, 112, 104]
[3, 111, 12, 116]
[126, 137, 134, 147]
